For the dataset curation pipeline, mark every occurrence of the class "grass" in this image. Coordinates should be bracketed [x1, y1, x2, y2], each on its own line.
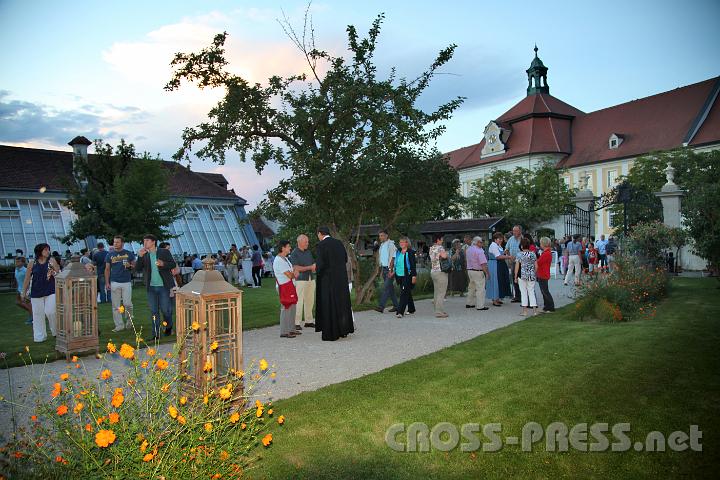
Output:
[0, 282, 282, 368]
[248, 277, 720, 479]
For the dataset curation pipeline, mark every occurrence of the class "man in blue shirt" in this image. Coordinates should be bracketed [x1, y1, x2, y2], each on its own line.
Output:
[92, 242, 110, 303]
[105, 235, 136, 332]
[14, 256, 32, 324]
[506, 225, 523, 302]
[374, 229, 398, 313]
[595, 234, 608, 272]
[191, 255, 203, 271]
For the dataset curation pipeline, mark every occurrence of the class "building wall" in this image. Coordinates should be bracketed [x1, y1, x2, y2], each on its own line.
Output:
[0, 192, 256, 259]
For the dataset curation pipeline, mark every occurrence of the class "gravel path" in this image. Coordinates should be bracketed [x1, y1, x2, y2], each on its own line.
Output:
[0, 278, 574, 441]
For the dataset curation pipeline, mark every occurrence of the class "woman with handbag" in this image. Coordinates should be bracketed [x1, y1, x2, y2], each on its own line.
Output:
[448, 239, 468, 297]
[428, 233, 450, 318]
[394, 236, 417, 318]
[273, 240, 300, 338]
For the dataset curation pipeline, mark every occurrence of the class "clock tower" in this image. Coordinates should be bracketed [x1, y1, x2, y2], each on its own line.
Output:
[526, 45, 550, 95]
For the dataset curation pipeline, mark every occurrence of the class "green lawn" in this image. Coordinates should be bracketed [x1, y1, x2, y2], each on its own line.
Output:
[0, 282, 282, 368]
[249, 277, 719, 479]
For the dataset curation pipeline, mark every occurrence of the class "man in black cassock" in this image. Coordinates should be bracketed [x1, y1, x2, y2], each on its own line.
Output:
[314, 226, 355, 341]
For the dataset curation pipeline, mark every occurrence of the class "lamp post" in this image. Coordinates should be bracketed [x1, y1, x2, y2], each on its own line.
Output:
[55, 256, 99, 360]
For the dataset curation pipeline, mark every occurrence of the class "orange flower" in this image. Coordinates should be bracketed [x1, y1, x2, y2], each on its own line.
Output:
[203, 395, 209, 405]
[278, 415, 285, 425]
[56, 405, 68, 416]
[267, 409, 273, 416]
[219, 450, 229, 461]
[168, 405, 178, 419]
[60, 373, 69, 381]
[156, 359, 169, 371]
[111, 388, 124, 408]
[73, 402, 84, 414]
[30, 415, 38, 422]
[96, 416, 106, 425]
[51, 382, 61, 398]
[176, 415, 186, 425]
[240, 423, 247, 430]
[204, 422, 213, 433]
[108, 412, 120, 424]
[140, 361, 149, 369]
[210, 341, 219, 352]
[79, 389, 89, 396]
[256, 406, 264, 418]
[71, 355, 78, 363]
[100, 369, 112, 380]
[255, 400, 263, 408]
[85, 423, 93, 432]
[191, 321, 200, 331]
[179, 396, 187, 406]
[147, 348, 156, 357]
[119, 343, 135, 360]
[229, 412, 240, 424]
[117, 305, 125, 314]
[95, 429, 116, 448]
[75, 363, 81, 369]
[161, 383, 170, 393]
[143, 452, 154, 462]
[203, 361, 213, 373]
[140, 439, 149, 452]
[107, 342, 116, 353]
[261, 433, 272, 447]
[212, 474, 222, 479]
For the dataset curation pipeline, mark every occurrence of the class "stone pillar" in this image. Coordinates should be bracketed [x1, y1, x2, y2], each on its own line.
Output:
[654, 163, 684, 228]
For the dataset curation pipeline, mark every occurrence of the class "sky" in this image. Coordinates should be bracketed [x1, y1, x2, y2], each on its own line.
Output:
[1, 0, 718, 208]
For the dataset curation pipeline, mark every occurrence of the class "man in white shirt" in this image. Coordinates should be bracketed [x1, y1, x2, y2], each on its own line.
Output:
[374, 229, 398, 313]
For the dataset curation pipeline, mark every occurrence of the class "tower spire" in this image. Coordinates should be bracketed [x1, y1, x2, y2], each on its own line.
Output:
[526, 45, 549, 95]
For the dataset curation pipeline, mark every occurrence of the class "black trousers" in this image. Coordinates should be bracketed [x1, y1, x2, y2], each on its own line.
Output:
[396, 275, 416, 315]
[252, 266, 262, 286]
[537, 278, 555, 311]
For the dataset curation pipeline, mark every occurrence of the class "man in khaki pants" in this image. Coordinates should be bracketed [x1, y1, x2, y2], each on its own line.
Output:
[465, 236, 490, 311]
[290, 234, 316, 329]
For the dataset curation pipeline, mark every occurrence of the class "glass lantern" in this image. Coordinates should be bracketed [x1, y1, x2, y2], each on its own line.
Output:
[55, 256, 99, 360]
[175, 258, 243, 398]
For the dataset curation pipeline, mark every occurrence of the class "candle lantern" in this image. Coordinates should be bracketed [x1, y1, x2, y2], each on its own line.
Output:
[176, 258, 243, 397]
[55, 256, 99, 360]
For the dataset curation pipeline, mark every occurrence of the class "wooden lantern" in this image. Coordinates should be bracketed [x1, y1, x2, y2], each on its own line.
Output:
[55, 256, 99, 360]
[176, 258, 243, 396]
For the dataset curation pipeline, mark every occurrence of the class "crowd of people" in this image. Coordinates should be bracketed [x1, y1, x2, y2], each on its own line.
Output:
[12, 237, 278, 344]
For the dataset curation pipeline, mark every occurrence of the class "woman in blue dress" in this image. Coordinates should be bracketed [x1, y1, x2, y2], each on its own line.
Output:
[487, 232, 513, 306]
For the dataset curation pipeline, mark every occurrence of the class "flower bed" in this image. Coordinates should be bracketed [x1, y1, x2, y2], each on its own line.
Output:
[1, 336, 282, 478]
[573, 255, 669, 322]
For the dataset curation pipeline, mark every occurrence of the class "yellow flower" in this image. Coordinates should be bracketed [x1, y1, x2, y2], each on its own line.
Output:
[177, 415, 186, 425]
[107, 342, 116, 353]
[73, 402, 84, 414]
[56, 405, 68, 416]
[219, 450, 229, 461]
[256, 406, 264, 418]
[119, 343, 135, 360]
[95, 429, 116, 448]
[204, 422, 213, 433]
[143, 453, 154, 462]
[191, 321, 200, 331]
[210, 341, 219, 352]
[261, 433, 272, 447]
[147, 348, 156, 357]
[255, 400, 263, 408]
[278, 415, 285, 425]
[235, 370, 245, 378]
[270, 372, 276, 379]
[161, 383, 170, 393]
[100, 369, 112, 380]
[267, 409, 274, 416]
[24, 345, 29, 353]
[259, 359, 268, 371]
[140, 439, 148, 452]
[111, 388, 124, 408]
[219, 385, 232, 400]
[118, 305, 125, 314]
[80, 390, 89, 396]
[71, 355, 78, 363]
[179, 396, 187, 405]
[162, 321, 168, 327]
[59, 373, 69, 381]
[155, 359, 169, 371]
[229, 412, 240, 424]
[108, 412, 120, 424]
[168, 405, 178, 419]
[203, 395, 209, 405]
[203, 361, 213, 373]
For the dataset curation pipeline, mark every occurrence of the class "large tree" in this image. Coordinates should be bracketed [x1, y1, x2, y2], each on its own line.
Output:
[465, 161, 575, 231]
[62, 140, 185, 244]
[165, 12, 463, 303]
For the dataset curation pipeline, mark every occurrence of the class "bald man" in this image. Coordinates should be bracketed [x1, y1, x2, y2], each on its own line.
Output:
[289, 234, 316, 329]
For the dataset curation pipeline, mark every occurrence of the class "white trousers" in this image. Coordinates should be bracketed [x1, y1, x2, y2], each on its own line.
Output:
[31, 294, 57, 342]
[294, 279, 316, 325]
[110, 281, 133, 330]
[565, 255, 582, 285]
[518, 278, 537, 307]
[225, 264, 239, 284]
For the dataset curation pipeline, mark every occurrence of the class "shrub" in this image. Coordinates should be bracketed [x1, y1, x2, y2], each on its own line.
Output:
[0, 333, 282, 478]
[573, 254, 668, 322]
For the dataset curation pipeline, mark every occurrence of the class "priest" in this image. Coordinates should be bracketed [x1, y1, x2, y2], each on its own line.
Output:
[314, 226, 355, 341]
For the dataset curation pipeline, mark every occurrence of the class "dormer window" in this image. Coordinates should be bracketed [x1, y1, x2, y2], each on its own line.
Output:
[609, 133, 624, 150]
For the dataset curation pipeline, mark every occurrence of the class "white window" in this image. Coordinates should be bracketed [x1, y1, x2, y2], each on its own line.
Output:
[0, 199, 20, 210]
[608, 133, 623, 150]
[184, 205, 200, 219]
[40, 200, 61, 212]
[607, 170, 618, 188]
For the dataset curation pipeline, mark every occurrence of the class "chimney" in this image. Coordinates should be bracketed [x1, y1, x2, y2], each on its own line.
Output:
[68, 135, 92, 159]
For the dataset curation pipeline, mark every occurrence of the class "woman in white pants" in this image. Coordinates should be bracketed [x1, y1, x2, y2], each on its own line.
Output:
[21, 243, 60, 342]
[513, 237, 538, 316]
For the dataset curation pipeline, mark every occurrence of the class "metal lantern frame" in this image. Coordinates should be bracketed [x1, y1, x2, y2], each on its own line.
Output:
[175, 259, 243, 398]
[55, 256, 99, 360]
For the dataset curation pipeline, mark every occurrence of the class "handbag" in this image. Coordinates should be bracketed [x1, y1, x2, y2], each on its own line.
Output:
[440, 256, 452, 273]
[276, 257, 298, 309]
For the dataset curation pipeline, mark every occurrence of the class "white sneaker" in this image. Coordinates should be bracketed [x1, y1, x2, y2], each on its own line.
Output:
[112, 327, 124, 333]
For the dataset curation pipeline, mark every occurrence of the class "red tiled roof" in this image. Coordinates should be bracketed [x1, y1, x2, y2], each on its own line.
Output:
[448, 76, 720, 171]
[197, 172, 229, 188]
[559, 77, 720, 168]
[0, 145, 245, 202]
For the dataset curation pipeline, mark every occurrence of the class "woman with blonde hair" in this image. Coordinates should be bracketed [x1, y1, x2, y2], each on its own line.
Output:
[394, 236, 417, 318]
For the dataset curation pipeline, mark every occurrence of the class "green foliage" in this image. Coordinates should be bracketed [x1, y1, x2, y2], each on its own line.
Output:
[63, 140, 184, 244]
[465, 161, 574, 230]
[165, 13, 463, 302]
[628, 221, 673, 268]
[573, 255, 668, 322]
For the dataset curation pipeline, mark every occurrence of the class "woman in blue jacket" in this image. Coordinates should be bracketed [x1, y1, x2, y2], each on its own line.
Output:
[394, 236, 417, 318]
